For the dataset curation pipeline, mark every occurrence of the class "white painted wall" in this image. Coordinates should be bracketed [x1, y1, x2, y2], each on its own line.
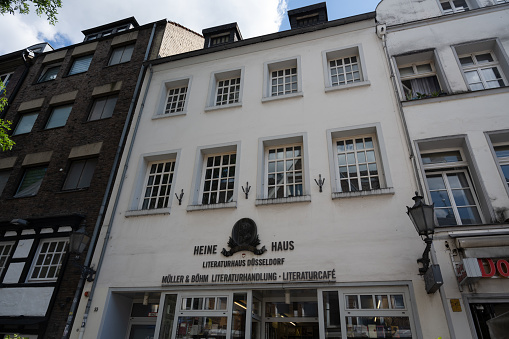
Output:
[0, 287, 54, 316]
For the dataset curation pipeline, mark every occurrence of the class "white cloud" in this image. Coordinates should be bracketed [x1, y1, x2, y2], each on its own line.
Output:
[0, 0, 288, 54]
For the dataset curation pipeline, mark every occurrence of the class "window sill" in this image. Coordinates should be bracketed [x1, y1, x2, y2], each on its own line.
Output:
[324, 80, 371, 93]
[261, 92, 303, 103]
[186, 201, 237, 212]
[255, 195, 311, 206]
[125, 208, 170, 217]
[331, 187, 394, 200]
[152, 111, 187, 120]
[401, 86, 509, 106]
[57, 187, 90, 194]
[204, 102, 242, 112]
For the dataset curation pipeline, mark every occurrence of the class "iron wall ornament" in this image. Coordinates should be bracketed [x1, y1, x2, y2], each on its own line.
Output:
[222, 218, 267, 257]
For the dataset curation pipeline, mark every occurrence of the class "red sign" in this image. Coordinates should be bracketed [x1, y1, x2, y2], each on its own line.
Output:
[477, 258, 509, 278]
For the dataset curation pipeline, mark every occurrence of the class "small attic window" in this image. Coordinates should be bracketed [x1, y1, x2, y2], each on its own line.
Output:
[86, 34, 98, 41]
[296, 14, 319, 27]
[211, 34, 230, 46]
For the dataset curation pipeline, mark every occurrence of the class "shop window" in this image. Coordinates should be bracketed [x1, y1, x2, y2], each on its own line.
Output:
[0, 242, 14, 276]
[13, 112, 38, 135]
[88, 95, 117, 121]
[14, 165, 47, 198]
[176, 295, 229, 339]
[27, 238, 67, 281]
[62, 158, 98, 190]
[45, 105, 72, 129]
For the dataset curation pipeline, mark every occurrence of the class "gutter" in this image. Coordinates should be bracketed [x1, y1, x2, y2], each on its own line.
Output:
[64, 22, 158, 339]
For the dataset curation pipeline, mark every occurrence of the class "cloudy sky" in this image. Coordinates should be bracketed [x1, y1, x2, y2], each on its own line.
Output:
[0, 0, 381, 55]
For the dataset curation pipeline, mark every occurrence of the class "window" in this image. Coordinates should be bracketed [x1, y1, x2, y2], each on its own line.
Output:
[201, 153, 236, 204]
[63, 158, 98, 190]
[68, 54, 93, 75]
[157, 78, 191, 117]
[327, 124, 393, 198]
[422, 150, 483, 226]
[109, 44, 134, 65]
[334, 136, 381, 193]
[494, 144, 509, 187]
[88, 95, 117, 120]
[459, 52, 506, 91]
[28, 239, 67, 281]
[46, 105, 72, 129]
[266, 145, 302, 198]
[440, 0, 469, 13]
[0, 242, 14, 276]
[296, 14, 319, 27]
[188, 144, 239, 210]
[0, 170, 10, 196]
[15, 166, 47, 198]
[206, 69, 243, 109]
[398, 62, 441, 99]
[165, 87, 187, 114]
[140, 160, 176, 210]
[263, 58, 302, 100]
[1, 72, 13, 86]
[38, 65, 59, 82]
[256, 134, 310, 204]
[211, 34, 229, 46]
[322, 46, 369, 91]
[13, 112, 38, 135]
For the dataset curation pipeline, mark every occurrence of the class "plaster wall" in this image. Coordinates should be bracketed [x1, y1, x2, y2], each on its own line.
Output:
[0, 287, 54, 316]
[72, 23, 449, 339]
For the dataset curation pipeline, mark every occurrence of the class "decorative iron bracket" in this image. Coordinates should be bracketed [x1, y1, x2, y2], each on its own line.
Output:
[241, 182, 251, 199]
[175, 189, 184, 205]
[314, 174, 325, 192]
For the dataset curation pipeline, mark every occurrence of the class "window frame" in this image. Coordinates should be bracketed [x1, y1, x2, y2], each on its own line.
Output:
[45, 104, 73, 129]
[327, 124, 393, 199]
[199, 152, 237, 205]
[187, 142, 240, 211]
[438, 0, 471, 14]
[397, 61, 442, 99]
[126, 150, 180, 216]
[322, 45, 370, 92]
[108, 44, 135, 66]
[205, 68, 244, 111]
[14, 165, 48, 198]
[12, 112, 38, 135]
[0, 170, 10, 197]
[0, 242, 15, 276]
[487, 130, 509, 196]
[256, 133, 311, 205]
[1, 72, 13, 86]
[458, 51, 507, 91]
[262, 57, 303, 102]
[139, 159, 176, 210]
[155, 77, 192, 118]
[27, 238, 68, 282]
[493, 144, 509, 187]
[37, 64, 60, 83]
[62, 157, 98, 191]
[88, 94, 118, 121]
[68, 54, 93, 76]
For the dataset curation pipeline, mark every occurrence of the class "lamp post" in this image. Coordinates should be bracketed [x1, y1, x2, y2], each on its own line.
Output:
[406, 192, 443, 293]
[69, 226, 96, 282]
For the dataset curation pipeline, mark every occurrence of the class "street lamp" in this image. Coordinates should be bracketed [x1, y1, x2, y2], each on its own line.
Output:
[406, 192, 443, 293]
[69, 226, 96, 282]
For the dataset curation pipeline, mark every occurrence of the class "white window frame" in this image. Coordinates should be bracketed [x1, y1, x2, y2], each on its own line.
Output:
[155, 77, 191, 118]
[491, 141, 509, 189]
[68, 54, 93, 75]
[397, 61, 442, 100]
[205, 68, 244, 111]
[439, 0, 470, 14]
[256, 133, 311, 205]
[421, 148, 484, 226]
[262, 57, 303, 102]
[264, 143, 304, 200]
[199, 152, 237, 205]
[27, 238, 68, 282]
[187, 142, 240, 211]
[458, 51, 507, 91]
[13, 112, 38, 135]
[0, 242, 15, 276]
[139, 159, 176, 210]
[62, 158, 98, 190]
[108, 44, 134, 65]
[126, 150, 180, 216]
[327, 124, 393, 199]
[1, 72, 13, 86]
[322, 45, 370, 92]
[38, 64, 60, 83]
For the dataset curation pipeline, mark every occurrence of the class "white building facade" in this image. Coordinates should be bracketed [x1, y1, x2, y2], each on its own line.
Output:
[70, 3, 462, 339]
[377, 0, 509, 338]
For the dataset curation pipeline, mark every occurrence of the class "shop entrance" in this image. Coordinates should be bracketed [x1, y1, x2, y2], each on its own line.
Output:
[470, 302, 509, 339]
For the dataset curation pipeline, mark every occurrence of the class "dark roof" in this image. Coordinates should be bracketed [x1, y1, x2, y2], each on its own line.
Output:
[202, 22, 243, 40]
[148, 11, 376, 67]
[287, 2, 327, 17]
[81, 17, 140, 35]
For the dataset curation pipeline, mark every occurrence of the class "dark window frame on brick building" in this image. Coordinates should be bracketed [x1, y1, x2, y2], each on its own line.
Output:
[14, 165, 48, 198]
[62, 158, 98, 190]
[0, 170, 10, 197]
[68, 54, 94, 76]
[13, 112, 39, 135]
[38, 64, 60, 83]
[45, 104, 73, 129]
[88, 95, 118, 121]
[108, 44, 135, 65]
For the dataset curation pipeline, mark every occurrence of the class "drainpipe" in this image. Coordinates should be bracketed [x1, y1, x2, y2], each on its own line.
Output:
[64, 23, 158, 339]
[378, 26, 456, 339]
